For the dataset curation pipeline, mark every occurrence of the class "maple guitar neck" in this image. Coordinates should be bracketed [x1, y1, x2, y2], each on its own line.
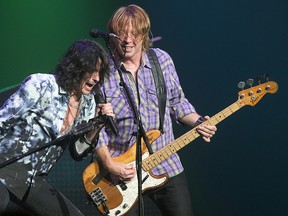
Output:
[142, 81, 279, 172]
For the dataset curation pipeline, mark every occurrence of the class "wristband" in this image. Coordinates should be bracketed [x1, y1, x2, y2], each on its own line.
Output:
[194, 116, 205, 127]
[83, 134, 92, 145]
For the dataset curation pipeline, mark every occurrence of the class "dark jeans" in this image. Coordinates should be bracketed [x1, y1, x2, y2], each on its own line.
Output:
[127, 172, 194, 216]
[0, 176, 83, 216]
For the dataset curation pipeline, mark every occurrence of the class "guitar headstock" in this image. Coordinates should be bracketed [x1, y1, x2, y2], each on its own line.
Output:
[237, 76, 278, 107]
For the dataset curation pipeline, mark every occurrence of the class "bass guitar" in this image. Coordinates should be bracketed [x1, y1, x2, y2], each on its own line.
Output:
[83, 80, 278, 216]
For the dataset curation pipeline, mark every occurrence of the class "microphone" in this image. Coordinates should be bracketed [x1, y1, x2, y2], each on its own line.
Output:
[94, 87, 119, 136]
[90, 29, 120, 39]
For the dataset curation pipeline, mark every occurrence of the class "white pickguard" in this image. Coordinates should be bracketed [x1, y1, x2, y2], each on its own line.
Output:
[107, 152, 167, 216]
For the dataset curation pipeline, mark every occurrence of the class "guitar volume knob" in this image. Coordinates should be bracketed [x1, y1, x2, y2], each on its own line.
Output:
[123, 203, 129, 209]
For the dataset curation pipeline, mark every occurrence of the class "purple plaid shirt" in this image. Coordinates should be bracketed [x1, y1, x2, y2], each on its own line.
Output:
[97, 48, 196, 177]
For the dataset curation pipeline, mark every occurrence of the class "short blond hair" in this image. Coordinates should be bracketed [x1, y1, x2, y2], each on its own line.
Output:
[108, 4, 152, 51]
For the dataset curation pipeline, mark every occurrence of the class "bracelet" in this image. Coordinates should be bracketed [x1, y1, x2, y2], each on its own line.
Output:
[83, 134, 92, 145]
[194, 116, 205, 127]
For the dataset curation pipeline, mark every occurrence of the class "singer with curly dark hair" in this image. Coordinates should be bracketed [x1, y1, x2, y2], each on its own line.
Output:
[0, 39, 113, 216]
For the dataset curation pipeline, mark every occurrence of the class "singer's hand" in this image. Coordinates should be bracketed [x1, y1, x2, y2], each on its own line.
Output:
[83, 103, 114, 144]
[97, 103, 115, 118]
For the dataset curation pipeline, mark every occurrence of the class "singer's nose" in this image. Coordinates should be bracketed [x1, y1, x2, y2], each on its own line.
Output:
[91, 72, 100, 83]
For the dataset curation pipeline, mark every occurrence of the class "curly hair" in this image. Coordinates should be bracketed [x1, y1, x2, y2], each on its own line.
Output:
[54, 39, 109, 93]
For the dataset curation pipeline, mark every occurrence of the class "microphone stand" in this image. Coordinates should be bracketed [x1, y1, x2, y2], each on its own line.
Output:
[0, 116, 105, 169]
[103, 37, 153, 216]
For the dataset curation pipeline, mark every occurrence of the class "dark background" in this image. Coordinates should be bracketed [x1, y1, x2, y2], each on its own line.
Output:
[1, 1, 287, 215]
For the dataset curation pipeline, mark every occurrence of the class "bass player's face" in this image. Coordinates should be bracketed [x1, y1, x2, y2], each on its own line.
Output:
[115, 21, 143, 61]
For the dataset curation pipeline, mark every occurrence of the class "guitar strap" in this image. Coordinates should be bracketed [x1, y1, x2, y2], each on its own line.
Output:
[147, 49, 167, 134]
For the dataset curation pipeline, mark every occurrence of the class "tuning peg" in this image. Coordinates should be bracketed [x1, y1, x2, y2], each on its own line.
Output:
[246, 78, 254, 87]
[255, 76, 261, 84]
[263, 73, 270, 81]
[237, 81, 245, 90]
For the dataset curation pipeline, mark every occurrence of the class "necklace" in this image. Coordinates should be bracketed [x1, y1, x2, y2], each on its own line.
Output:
[68, 106, 77, 119]
[68, 93, 81, 109]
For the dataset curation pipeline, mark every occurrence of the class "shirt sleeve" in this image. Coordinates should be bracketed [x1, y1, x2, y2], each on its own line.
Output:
[95, 126, 109, 148]
[69, 137, 93, 161]
[156, 48, 196, 121]
[0, 75, 42, 139]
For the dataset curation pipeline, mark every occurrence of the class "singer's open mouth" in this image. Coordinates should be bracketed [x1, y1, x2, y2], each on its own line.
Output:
[85, 79, 97, 88]
[85, 82, 95, 88]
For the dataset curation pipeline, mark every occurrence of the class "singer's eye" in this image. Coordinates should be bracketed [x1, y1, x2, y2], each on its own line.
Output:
[118, 30, 126, 37]
[118, 30, 140, 40]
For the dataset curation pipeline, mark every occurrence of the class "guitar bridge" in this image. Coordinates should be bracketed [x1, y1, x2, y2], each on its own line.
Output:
[89, 188, 107, 206]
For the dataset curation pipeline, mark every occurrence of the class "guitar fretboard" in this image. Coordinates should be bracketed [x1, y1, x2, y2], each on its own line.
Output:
[142, 101, 243, 172]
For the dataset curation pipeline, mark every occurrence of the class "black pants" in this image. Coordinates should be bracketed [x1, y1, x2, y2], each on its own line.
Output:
[0, 182, 10, 214]
[127, 172, 194, 216]
[0, 176, 83, 216]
